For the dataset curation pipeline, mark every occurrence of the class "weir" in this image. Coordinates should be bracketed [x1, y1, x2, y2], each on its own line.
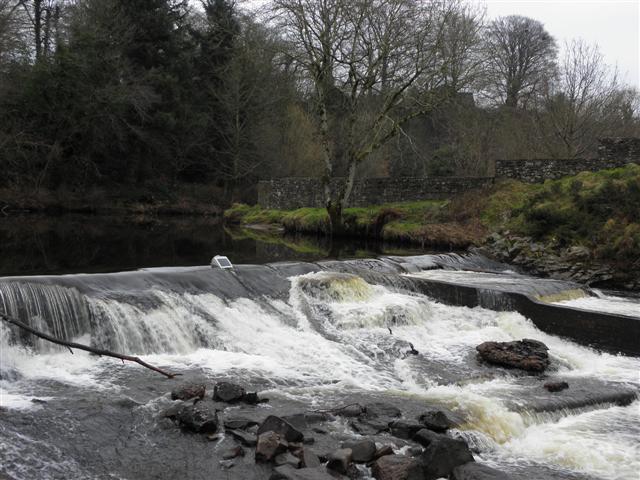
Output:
[0, 254, 637, 355]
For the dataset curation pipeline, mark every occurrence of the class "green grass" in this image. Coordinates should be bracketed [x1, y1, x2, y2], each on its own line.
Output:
[224, 164, 640, 261]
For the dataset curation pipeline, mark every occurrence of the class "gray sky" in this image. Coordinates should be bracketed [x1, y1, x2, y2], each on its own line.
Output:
[484, 0, 640, 89]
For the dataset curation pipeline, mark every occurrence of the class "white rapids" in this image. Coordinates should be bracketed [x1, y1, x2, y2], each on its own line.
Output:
[1, 270, 639, 480]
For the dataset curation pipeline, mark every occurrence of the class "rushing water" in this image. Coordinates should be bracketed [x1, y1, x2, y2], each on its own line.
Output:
[0, 256, 638, 480]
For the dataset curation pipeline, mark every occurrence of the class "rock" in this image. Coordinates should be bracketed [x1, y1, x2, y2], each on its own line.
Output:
[170, 382, 205, 401]
[224, 416, 260, 430]
[326, 448, 353, 474]
[374, 445, 394, 459]
[389, 420, 424, 440]
[350, 418, 389, 436]
[282, 413, 308, 431]
[256, 431, 289, 463]
[275, 452, 302, 468]
[417, 409, 453, 433]
[544, 381, 569, 392]
[227, 429, 257, 447]
[451, 462, 512, 480]
[213, 382, 246, 403]
[341, 439, 376, 463]
[270, 466, 335, 480]
[566, 246, 591, 260]
[258, 415, 304, 443]
[222, 446, 245, 460]
[175, 400, 219, 434]
[161, 402, 184, 420]
[219, 459, 235, 469]
[371, 455, 422, 480]
[476, 339, 549, 372]
[300, 449, 321, 468]
[415, 429, 474, 480]
[207, 433, 222, 441]
[336, 404, 366, 417]
[365, 402, 402, 419]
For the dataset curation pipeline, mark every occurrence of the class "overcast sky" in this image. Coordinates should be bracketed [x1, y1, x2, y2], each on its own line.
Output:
[484, 0, 640, 89]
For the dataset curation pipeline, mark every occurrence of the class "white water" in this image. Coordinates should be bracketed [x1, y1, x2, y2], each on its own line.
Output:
[1, 271, 639, 479]
[557, 293, 640, 318]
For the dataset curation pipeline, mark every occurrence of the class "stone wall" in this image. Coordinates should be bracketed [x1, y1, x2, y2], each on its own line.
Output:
[495, 137, 640, 183]
[257, 137, 640, 209]
[257, 177, 494, 209]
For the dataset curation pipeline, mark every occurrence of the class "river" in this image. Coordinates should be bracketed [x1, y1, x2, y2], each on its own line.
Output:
[0, 216, 638, 480]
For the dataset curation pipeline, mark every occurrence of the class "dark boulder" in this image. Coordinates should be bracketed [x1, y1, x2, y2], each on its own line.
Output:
[371, 455, 422, 480]
[374, 445, 394, 459]
[256, 431, 289, 463]
[451, 462, 512, 480]
[336, 404, 366, 417]
[213, 382, 246, 403]
[270, 466, 336, 480]
[389, 420, 424, 440]
[476, 339, 549, 372]
[224, 416, 260, 430]
[175, 400, 219, 434]
[326, 448, 353, 474]
[544, 381, 569, 392]
[227, 429, 257, 447]
[258, 415, 304, 443]
[417, 409, 453, 433]
[171, 382, 205, 401]
[341, 439, 377, 463]
[414, 429, 474, 480]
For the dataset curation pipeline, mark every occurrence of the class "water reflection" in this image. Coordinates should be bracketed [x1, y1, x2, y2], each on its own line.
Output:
[0, 215, 428, 276]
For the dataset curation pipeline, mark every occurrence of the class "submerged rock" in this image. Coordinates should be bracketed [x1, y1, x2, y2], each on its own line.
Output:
[222, 445, 245, 460]
[170, 382, 205, 401]
[451, 462, 512, 479]
[544, 381, 569, 392]
[476, 339, 549, 372]
[371, 454, 422, 480]
[270, 465, 335, 480]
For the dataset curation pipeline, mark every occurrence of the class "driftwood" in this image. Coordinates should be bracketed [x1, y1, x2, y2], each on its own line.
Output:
[0, 312, 180, 379]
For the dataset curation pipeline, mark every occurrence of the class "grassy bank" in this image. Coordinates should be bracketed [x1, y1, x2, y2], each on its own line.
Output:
[225, 164, 640, 265]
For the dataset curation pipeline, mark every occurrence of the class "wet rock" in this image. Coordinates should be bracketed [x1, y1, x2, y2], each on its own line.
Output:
[213, 382, 246, 403]
[282, 413, 308, 431]
[228, 429, 257, 447]
[222, 445, 245, 460]
[414, 429, 474, 480]
[258, 415, 304, 443]
[336, 404, 366, 417]
[300, 449, 321, 468]
[544, 381, 569, 392]
[417, 409, 454, 433]
[219, 459, 235, 469]
[371, 454, 422, 480]
[374, 445, 394, 459]
[350, 418, 389, 436]
[274, 452, 301, 468]
[171, 382, 205, 401]
[224, 416, 260, 430]
[341, 439, 376, 463]
[270, 465, 335, 480]
[175, 400, 219, 434]
[451, 462, 512, 480]
[389, 420, 424, 440]
[365, 402, 402, 419]
[256, 431, 289, 463]
[476, 339, 549, 372]
[326, 448, 353, 474]
[207, 433, 222, 441]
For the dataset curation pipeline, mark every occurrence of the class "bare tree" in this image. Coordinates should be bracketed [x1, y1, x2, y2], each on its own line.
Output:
[270, 0, 462, 233]
[537, 39, 639, 158]
[483, 15, 557, 108]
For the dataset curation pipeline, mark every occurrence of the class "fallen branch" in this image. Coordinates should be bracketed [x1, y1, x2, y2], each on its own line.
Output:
[0, 312, 180, 379]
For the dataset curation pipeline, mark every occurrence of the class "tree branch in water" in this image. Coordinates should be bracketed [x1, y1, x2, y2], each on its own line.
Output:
[0, 312, 180, 379]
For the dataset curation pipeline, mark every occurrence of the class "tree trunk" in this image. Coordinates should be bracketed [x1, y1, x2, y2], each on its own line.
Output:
[327, 201, 344, 236]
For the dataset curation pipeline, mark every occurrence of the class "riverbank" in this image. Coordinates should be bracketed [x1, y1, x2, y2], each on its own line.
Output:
[0, 184, 223, 216]
[225, 164, 640, 290]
